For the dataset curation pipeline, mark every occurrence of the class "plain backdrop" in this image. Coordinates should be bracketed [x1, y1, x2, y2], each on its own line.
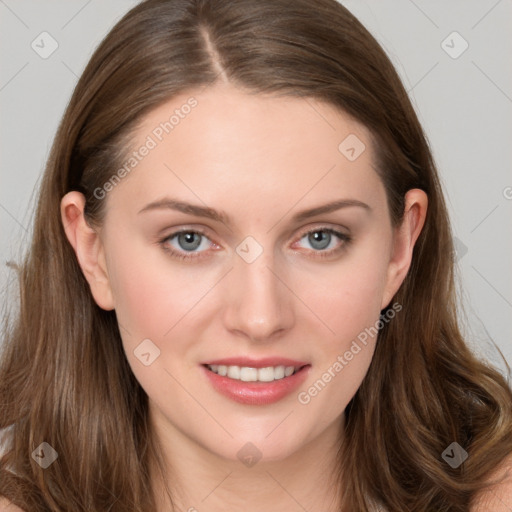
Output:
[1, 0, 511, 375]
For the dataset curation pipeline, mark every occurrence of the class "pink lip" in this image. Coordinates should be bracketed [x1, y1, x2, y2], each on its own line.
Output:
[202, 357, 308, 368]
[201, 362, 311, 406]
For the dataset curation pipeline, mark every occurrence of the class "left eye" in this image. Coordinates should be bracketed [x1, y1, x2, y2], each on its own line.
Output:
[295, 228, 349, 252]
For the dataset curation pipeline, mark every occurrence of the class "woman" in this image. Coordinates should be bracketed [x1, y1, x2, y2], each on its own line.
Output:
[1, 0, 511, 510]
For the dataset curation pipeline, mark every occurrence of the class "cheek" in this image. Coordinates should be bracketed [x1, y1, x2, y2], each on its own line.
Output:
[300, 243, 390, 345]
[105, 232, 192, 333]
[295, 257, 387, 417]
[104, 238, 196, 397]
[104, 233, 223, 377]
[294, 234, 391, 410]
[102, 238, 185, 376]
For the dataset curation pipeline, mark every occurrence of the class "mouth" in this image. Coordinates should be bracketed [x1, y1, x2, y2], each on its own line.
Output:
[201, 359, 311, 405]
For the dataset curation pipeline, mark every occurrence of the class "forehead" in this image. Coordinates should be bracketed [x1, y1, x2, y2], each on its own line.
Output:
[105, 84, 386, 220]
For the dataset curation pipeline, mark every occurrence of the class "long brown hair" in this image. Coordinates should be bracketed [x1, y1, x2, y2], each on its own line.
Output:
[1, 0, 511, 510]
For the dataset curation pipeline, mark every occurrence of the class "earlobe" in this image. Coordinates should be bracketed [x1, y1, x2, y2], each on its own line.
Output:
[60, 192, 115, 311]
[381, 189, 428, 310]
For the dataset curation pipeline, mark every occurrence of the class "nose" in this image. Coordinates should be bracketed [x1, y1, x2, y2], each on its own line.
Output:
[223, 245, 295, 343]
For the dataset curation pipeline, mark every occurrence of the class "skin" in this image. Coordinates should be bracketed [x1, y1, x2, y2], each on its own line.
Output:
[61, 83, 428, 511]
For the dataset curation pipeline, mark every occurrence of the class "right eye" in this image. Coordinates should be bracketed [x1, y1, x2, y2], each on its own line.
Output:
[159, 229, 217, 261]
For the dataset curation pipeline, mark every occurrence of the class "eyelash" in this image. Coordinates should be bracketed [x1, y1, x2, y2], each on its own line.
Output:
[158, 227, 352, 261]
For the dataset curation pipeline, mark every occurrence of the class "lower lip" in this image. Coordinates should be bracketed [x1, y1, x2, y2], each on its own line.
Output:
[201, 365, 311, 405]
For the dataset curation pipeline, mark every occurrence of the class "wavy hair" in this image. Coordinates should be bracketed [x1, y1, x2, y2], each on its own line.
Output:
[1, 0, 511, 510]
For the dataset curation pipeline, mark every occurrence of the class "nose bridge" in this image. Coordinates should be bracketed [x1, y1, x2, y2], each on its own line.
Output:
[224, 235, 294, 341]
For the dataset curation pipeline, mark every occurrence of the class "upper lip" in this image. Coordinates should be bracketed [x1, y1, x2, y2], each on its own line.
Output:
[202, 357, 309, 368]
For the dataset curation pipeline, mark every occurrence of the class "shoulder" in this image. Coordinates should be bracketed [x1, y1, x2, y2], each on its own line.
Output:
[0, 498, 25, 512]
[470, 454, 512, 511]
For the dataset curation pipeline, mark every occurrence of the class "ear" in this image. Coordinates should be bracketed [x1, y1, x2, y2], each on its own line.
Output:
[60, 191, 115, 311]
[381, 188, 428, 310]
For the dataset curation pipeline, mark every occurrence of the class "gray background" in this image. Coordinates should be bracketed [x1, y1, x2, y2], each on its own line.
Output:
[1, 0, 511, 375]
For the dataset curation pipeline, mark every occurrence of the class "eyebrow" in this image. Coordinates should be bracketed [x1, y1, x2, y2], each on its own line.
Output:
[137, 197, 371, 226]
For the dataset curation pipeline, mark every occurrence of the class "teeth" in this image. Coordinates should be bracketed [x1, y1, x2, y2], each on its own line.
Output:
[240, 367, 258, 382]
[258, 367, 275, 382]
[284, 366, 295, 377]
[207, 364, 299, 382]
[227, 366, 240, 379]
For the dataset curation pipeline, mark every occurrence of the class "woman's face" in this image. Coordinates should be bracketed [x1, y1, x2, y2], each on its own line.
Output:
[74, 83, 420, 463]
